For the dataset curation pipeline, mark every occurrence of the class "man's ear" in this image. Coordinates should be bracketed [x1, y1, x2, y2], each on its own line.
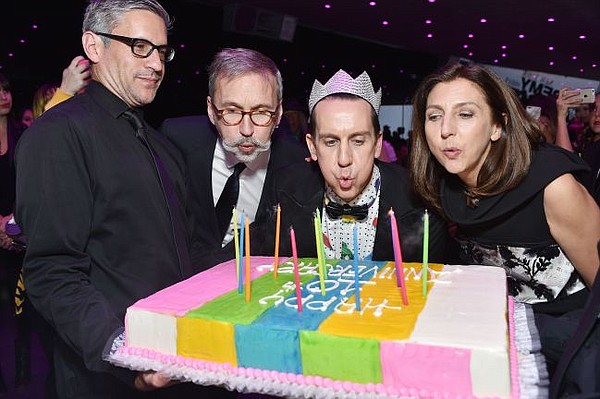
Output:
[206, 96, 216, 125]
[306, 132, 318, 161]
[82, 31, 101, 63]
[374, 131, 383, 158]
[274, 100, 283, 127]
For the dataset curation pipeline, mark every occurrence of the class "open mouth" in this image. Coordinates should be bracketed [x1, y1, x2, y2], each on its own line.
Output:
[338, 177, 353, 189]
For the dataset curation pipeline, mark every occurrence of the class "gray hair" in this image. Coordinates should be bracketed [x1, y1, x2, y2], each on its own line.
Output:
[83, 0, 173, 43]
[207, 48, 283, 101]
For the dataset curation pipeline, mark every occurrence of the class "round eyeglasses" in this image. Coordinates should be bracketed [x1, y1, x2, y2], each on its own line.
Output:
[94, 32, 175, 63]
[211, 103, 278, 127]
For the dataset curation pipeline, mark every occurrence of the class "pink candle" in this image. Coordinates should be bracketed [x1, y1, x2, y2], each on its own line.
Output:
[388, 208, 408, 305]
[289, 226, 303, 312]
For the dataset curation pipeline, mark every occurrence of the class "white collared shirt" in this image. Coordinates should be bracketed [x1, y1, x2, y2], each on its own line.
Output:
[212, 139, 270, 246]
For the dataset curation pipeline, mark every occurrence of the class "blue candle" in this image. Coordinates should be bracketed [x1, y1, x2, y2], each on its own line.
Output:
[353, 223, 361, 311]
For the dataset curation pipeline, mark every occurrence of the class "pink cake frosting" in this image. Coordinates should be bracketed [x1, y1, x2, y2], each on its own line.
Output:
[130, 256, 275, 316]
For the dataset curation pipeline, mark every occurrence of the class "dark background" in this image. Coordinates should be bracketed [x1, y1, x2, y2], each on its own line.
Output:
[2, 1, 598, 127]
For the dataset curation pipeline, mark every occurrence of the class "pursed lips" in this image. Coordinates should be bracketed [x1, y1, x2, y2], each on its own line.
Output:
[442, 146, 461, 159]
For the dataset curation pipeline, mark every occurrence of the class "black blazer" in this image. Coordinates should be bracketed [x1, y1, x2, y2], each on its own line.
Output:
[160, 115, 309, 270]
[251, 160, 453, 263]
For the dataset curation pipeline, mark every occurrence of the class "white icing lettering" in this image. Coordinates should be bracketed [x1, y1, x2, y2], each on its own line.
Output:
[305, 279, 338, 293]
[258, 281, 296, 306]
[304, 295, 339, 312]
[334, 296, 403, 317]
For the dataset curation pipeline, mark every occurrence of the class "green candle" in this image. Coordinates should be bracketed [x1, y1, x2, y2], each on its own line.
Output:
[314, 210, 326, 295]
[316, 208, 328, 279]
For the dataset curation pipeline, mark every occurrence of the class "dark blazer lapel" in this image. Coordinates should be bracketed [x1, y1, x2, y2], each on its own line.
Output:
[373, 164, 393, 261]
[276, 161, 324, 256]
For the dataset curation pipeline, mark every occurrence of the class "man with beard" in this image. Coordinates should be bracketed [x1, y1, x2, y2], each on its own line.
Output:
[161, 48, 308, 269]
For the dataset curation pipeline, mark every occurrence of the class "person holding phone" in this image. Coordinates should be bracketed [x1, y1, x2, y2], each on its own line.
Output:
[556, 87, 596, 152]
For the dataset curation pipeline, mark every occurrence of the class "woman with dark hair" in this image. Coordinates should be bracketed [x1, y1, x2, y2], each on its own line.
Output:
[409, 62, 600, 395]
[0, 72, 28, 392]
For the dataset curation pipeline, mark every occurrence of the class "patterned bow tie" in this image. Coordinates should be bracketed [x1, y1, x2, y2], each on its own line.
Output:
[325, 201, 369, 221]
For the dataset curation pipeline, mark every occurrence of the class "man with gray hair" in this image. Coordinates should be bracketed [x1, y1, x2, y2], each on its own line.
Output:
[252, 69, 452, 263]
[16, 0, 191, 396]
[161, 47, 308, 269]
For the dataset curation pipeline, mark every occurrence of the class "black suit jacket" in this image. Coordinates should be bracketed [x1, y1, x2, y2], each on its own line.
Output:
[160, 115, 309, 269]
[252, 160, 453, 263]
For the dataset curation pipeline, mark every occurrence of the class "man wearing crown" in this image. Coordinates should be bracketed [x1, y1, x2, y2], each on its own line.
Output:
[253, 70, 452, 262]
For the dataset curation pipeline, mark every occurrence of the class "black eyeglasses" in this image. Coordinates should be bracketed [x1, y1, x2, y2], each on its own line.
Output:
[211, 102, 278, 127]
[94, 32, 175, 62]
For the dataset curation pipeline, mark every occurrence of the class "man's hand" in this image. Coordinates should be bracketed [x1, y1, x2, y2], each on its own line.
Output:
[0, 231, 13, 250]
[60, 56, 91, 95]
[0, 213, 12, 233]
[134, 371, 175, 391]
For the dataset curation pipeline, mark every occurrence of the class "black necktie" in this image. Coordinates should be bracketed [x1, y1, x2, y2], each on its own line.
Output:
[325, 201, 369, 221]
[549, 241, 600, 398]
[215, 162, 246, 240]
[122, 109, 191, 277]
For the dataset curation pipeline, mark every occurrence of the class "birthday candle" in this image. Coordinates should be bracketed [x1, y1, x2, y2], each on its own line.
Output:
[422, 209, 430, 297]
[316, 208, 328, 279]
[233, 208, 240, 281]
[274, 204, 281, 278]
[290, 226, 303, 312]
[388, 208, 408, 305]
[314, 210, 326, 295]
[353, 223, 361, 311]
[245, 216, 251, 302]
[238, 212, 245, 294]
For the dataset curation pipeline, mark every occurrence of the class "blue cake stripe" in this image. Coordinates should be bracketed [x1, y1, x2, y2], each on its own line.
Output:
[235, 259, 386, 373]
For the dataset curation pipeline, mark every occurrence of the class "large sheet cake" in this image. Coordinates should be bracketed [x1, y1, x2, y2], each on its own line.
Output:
[113, 257, 516, 398]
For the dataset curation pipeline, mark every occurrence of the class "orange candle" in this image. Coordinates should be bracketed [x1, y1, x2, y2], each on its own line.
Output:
[245, 216, 251, 302]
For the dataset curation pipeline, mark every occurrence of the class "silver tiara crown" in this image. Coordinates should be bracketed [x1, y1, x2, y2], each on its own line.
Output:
[308, 69, 382, 115]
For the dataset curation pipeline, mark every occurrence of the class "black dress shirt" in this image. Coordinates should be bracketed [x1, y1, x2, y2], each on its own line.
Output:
[15, 81, 193, 397]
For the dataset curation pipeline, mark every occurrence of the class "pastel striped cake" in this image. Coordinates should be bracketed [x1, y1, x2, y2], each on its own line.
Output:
[118, 257, 515, 398]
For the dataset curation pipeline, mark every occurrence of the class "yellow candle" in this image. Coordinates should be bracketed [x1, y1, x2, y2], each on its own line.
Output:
[316, 208, 327, 279]
[314, 210, 326, 295]
[245, 216, 251, 302]
[274, 204, 281, 278]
